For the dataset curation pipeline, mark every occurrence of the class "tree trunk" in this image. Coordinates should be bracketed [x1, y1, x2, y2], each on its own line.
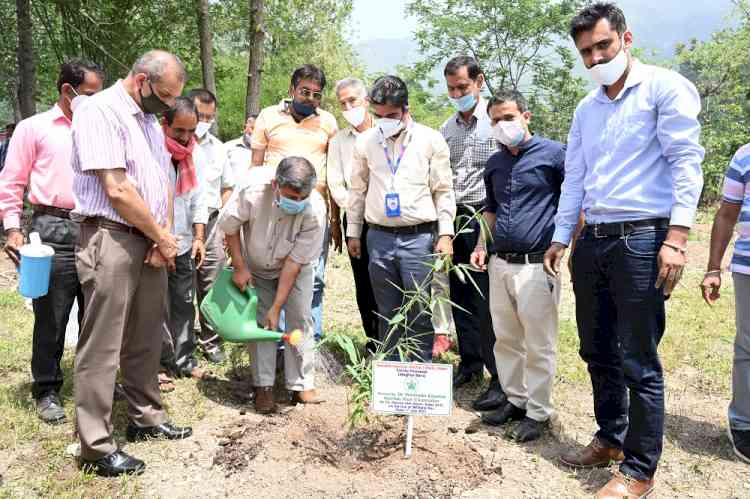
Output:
[15, 0, 36, 118]
[245, 0, 265, 118]
[195, 0, 218, 129]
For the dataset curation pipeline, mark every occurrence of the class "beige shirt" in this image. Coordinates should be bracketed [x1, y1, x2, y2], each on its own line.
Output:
[217, 168, 326, 280]
[326, 125, 360, 210]
[251, 100, 338, 186]
[346, 120, 456, 239]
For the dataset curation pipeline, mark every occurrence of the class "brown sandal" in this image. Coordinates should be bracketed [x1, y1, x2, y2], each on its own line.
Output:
[158, 372, 176, 392]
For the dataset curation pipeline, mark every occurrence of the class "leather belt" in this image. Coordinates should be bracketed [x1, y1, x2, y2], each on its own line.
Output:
[82, 216, 148, 240]
[32, 204, 72, 220]
[582, 218, 670, 239]
[369, 222, 436, 235]
[493, 251, 545, 265]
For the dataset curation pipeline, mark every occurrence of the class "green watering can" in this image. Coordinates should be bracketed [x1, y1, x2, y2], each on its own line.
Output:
[200, 267, 301, 345]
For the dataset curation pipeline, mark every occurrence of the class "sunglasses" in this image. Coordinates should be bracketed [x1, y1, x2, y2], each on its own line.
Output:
[299, 88, 323, 101]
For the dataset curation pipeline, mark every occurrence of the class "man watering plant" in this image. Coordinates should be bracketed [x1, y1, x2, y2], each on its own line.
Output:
[218, 156, 326, 414]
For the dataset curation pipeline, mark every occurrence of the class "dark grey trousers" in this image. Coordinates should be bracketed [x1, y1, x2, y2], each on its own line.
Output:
[161, 251, 198, 373]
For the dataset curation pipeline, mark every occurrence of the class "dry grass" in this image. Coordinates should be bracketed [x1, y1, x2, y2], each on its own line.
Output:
[0, 213, 746, 497]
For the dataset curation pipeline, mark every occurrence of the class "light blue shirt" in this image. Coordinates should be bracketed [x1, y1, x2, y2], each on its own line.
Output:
[552, 60, 705, 245]
[170, 161, 209, 256]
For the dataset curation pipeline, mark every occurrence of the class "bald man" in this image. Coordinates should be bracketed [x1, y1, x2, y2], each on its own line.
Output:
[71, 50, 192, 477]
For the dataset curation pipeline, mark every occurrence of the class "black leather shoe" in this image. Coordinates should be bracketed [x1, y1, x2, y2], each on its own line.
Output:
[472, 384, 507, 411]
[81, 450, 145, 477]
[453, 370, 479, 388]
[481, 401, 525, 426]
[506, 416, 548, 442]
[126, 421, 193, 442]
[728, 426, 750, 464]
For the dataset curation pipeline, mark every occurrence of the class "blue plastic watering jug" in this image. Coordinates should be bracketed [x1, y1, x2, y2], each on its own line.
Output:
[19, 232, 55, 299]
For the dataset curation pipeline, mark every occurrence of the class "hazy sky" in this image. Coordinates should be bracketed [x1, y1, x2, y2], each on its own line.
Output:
[350, 0, 417, 42]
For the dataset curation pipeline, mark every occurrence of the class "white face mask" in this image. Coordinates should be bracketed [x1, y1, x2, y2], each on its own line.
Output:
[71, 95, 88, 114]
[492, 120, 526, 147]
[342, 106, 366, 128]
[376, 118, 404, 139]
[195, 120, 213, 138]
[588, 39, 628, 86]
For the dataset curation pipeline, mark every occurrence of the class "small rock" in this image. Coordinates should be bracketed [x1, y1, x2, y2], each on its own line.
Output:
[239, 409, 247, 415]
[448, 427, 459, 434]
[465, 425, 479, 434]
[65, 443, 81, 458]
[217, 438, 230, 446]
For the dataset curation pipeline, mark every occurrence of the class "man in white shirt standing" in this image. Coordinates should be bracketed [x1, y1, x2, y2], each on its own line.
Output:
[544, 3, 704, 497]
[327, 78, 379, 352]
[225, 114, 257, 184]
[189, 88, 235, 364]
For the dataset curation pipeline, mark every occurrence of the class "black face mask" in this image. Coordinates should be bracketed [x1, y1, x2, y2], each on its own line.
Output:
[139, 80, 170, 115]
[291, 99, 316, 118]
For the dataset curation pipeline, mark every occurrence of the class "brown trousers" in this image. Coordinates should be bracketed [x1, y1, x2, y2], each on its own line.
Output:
[74, 225, 167, 460]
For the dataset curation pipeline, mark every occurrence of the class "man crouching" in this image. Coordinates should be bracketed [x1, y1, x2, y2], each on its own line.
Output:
[218, 156, 325, 413]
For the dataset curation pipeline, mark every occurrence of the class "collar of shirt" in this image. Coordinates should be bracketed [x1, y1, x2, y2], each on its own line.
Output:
[279, 99, 320, 120]
[49, 103, 71, 126]
[113, 79, 147, 117]
[451, 95, 489, 126]
[594, 59, 648, 103]
[501, 134, 539, 154]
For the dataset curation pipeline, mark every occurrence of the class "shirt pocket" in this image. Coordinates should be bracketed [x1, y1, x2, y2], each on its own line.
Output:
[271, 237, 295, 264]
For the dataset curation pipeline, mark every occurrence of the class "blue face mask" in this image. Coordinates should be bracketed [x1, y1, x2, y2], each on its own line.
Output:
[449, 93, 477, 113]
[278, 194, 309, 215]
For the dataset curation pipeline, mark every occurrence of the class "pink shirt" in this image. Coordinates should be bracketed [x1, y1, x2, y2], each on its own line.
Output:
[71, 80, 170, 226]
[0, 104, 74, 229]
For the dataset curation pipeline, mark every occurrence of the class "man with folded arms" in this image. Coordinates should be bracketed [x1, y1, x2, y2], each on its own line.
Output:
[544, 3, 704, 497]
[71, 50, 192, 477]
[346, 75, 455, 362]
[0, 59, 104, 424]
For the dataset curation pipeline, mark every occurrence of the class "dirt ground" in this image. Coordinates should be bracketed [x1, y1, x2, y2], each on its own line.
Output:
[3, 221, 750, 498]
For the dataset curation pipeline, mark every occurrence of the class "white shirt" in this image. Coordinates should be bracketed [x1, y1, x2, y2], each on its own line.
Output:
[194, 132, 234, 211]
[225, 135, 252, 189]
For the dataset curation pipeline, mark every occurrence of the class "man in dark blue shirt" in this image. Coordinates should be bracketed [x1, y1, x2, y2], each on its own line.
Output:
[470, 89, 565, 442]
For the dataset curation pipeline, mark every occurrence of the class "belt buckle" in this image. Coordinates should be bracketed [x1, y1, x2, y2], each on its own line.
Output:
[593, 224, 607, 239]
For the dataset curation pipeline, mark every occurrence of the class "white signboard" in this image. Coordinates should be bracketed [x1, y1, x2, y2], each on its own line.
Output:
[371, 361, 453, 417]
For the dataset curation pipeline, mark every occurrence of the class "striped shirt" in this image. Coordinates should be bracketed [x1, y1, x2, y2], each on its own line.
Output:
[71, 80, 170, 226]
[439, 96, 497, 206]
[722, 144, 750, 275]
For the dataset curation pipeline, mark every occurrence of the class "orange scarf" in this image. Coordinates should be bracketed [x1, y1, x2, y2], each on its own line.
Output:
[163, 130, 198, 196]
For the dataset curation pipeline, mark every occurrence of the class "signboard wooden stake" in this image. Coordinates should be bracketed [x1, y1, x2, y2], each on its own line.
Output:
[405, 414, 414, 458]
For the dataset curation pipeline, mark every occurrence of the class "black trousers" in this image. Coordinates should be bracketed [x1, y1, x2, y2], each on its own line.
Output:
[30, 213, 84, 399]
[343, 215, 379, 352]
[451, 206, 498, 381]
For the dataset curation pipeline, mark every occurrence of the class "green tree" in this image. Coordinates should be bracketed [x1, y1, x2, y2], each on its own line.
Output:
[675, 4, 750, 202]
[405, 0, 586, 141]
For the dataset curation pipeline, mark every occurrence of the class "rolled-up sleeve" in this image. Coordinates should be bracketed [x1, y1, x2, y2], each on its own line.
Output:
[0, 121, 35, 229]
[552, 110, 586, 245]
[429, 134, 456, 236]
[190, 182, 209, 225]
[346, 137, 369, 239]
[217, 187, 252, 236]
[655, 75, 705, 228]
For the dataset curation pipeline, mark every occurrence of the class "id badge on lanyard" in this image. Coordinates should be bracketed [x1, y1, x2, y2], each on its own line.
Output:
[383, 139, 407, 218]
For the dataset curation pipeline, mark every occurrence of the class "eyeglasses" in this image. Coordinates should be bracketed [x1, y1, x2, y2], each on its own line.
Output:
[299, 88, 323, 101]
[197, 112, 216, 122]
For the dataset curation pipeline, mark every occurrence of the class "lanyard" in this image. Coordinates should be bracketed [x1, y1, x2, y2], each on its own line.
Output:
[381, 125, 411, 189]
